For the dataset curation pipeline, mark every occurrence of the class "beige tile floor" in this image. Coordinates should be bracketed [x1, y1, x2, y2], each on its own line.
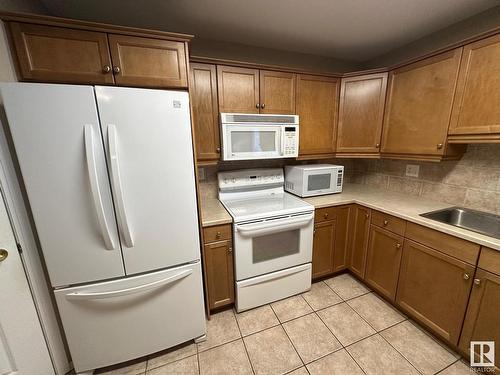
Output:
[94, 273, 476, 375]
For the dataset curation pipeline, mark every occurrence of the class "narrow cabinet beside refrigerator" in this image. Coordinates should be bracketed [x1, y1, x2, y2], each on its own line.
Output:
[0, 83, 206, 374]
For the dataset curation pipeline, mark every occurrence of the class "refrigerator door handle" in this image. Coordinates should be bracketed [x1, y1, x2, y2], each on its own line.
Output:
[107, 124, 134, 248]
[65, 269, 193, 300]
[84, 124, 116, 250]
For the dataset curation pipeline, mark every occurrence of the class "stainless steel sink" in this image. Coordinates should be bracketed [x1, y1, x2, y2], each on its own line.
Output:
[420, 207, 500, 240]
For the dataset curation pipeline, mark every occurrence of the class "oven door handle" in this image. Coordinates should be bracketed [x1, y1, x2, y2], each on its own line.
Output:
[236, 214, 313, 237]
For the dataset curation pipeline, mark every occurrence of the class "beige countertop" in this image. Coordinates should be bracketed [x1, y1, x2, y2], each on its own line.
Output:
[304, 184, 500, 251]
[200, 198, 232, 227]
[199, 184, 500, 251]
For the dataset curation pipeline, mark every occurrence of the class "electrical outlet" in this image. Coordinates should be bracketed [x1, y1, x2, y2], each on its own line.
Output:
[198, 167, 205, 181]
[405, 164, 420, 178]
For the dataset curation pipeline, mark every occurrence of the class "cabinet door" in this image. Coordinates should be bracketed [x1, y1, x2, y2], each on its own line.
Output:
[459, 268, 500, 370]
[259, 70, 296, 114]
[217, 65, 260, 113]
[337, 73, 387, 154]
[190, 63, 220, 163]
[349, 205, 371, 278]
[381, 49, 462, 157]
[333, 206, 350, 272]
[397, 240, 474, 345]
[450, 34, 500, 136]
[365, 225, 403, 300]
[312, 220, 336, 279]
[296, 75, 339, 157]
[108, 34, 188, 88]
[9, 22, 114, 84]
[204, 240, 234, 310]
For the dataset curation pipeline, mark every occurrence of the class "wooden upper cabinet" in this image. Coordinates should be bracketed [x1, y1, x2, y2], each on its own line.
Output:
[449, 34, 500, 139]
[381, 49, 463, 160]
[190, 63, 220, 163]
[108, 34, 187, 88]
[396, 240, 474, 345]
[337, 73, 387, 155]
[217, 65, 260, 113]
[296, 75, 339, 157]
[259, 70, 296, 114]
[349, 205, 371, 278]
[9, 22, 114, 84]
[459, 268, 500, 370]
[365, 225, 403, 301]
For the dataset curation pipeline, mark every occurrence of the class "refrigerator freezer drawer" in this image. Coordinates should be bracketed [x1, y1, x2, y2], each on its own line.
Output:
[54, 262, 206, 373]
[236, 263, 311, 312]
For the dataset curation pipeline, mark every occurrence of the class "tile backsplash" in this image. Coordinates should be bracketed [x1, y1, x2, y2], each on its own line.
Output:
[198, 144, 500, 215]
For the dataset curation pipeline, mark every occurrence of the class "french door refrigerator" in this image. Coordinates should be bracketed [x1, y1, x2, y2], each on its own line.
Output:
[0, 83, 206, 374]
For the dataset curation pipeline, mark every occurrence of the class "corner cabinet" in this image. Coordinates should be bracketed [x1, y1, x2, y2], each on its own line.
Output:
[190, 63, 221, 164]
[381, 49, 466, 161]
[337, 73, 387, 157]
[7, 20, 190, 88]
[448, 33, 500, 142]
[296, 75, 339, 158]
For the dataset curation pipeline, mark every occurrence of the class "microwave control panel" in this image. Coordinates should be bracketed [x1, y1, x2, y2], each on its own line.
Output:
[283, 126, 298, 156]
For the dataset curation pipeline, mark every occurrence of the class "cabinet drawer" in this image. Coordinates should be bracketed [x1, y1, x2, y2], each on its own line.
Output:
[203, 224, 232, 243]
[405, 222, 480, 265]
[315, 206, 337, 223]
[371, 211, 406, 236]
[478, 247, 500, 276]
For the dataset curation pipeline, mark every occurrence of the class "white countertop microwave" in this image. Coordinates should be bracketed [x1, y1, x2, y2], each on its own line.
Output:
[285, 164, 344, 197]
[220, 113, 299, 161]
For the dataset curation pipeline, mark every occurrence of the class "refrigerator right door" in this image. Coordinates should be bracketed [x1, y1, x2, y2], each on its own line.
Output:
[0, 83, 124, 287]
[95, 86, 201, 275]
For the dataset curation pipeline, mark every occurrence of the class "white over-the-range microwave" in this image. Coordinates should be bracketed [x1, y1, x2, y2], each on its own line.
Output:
[285, 164, 344, 197]
[220, 113, 299, 161]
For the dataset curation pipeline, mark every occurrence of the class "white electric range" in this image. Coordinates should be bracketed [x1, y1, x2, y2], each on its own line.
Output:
[218, 168, 314, 312]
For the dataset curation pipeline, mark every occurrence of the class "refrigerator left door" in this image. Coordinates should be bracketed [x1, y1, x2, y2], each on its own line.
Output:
[0, 83, 125, 287]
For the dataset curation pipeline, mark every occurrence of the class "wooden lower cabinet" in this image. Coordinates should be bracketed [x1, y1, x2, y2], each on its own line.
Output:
[349, 205, 371, 278]
[459, 268, 500, 370]
[396, 240, 474, 345]
[365, 225, 403, 300]
[312, 220, 336, 279]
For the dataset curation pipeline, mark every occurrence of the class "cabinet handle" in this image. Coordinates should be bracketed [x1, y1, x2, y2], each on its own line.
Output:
[437, 143, 443, 149]
[375, 143, 380, 148]
[261, 103, 265, 109]
[474, 278, 481, 286]
[256, 103, 260, 109]
[215, 231, 222, 239]
[383, 220, 388, 226]
[103, 65, 111, 73]
[396, 243, 401, 249]
[463, 273, 470, 280]
[216, 147, 221, 153]
[113, 66, 121, 74]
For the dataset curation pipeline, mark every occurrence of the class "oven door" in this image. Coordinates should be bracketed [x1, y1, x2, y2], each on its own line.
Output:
[302, 169, 339, 197]
[233, 212, 314, 280]
[222, 124, 283, 160]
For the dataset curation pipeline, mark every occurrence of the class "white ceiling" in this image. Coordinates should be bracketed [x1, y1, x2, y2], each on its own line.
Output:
[38, 0, 500, 62]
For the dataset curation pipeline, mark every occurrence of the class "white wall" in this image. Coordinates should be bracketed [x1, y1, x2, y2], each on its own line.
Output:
[0, 21, 70, 375]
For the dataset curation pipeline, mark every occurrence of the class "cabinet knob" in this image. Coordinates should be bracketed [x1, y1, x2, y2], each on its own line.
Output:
[383, 220, 388, 226]
[113, 66, 121, 74]
[463, 273, 470, 280]
[256, 103, 260, 109]
[216, 147, 221, 153]
[103, 65, 111, 73]
[437, 143, 443, 149]
[365, 213, 369, 219]
[474, 278, 481, 286]
[324, 213, 329, 219]
[228, 247, 233, 253]
[0, 249, 8, 262]
[375, 143, 380, 148]
[261, 103, 265, 109]
[215, 231, 221, 239]
[396, 243, 401, 249]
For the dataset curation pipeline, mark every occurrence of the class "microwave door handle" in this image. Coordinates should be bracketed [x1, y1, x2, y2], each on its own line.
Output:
[236, 214, 313, 237]
[84, 124, 116, 250]
[280, 127, 285, 156]
[107, 124, 134, 248]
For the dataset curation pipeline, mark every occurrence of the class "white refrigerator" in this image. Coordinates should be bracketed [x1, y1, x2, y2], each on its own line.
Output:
[0, 83, 206, 374]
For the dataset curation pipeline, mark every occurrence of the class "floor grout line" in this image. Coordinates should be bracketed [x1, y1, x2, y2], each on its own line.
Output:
[232, 307, 256, 375]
